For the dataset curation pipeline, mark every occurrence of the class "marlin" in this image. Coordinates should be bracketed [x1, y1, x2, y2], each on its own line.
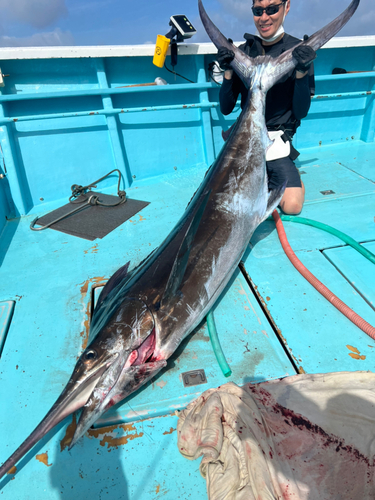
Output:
[0, 0, 359, 480]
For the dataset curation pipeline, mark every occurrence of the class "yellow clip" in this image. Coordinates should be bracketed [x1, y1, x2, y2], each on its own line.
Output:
[153, 35, 170, 68]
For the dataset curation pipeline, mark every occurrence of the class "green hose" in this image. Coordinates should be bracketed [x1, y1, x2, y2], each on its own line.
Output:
[206, 310, 232, 377]
[276, 215, 375, 265]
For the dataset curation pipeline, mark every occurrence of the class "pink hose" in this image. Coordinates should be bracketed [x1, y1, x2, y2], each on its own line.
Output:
[272, 210, 375, 340]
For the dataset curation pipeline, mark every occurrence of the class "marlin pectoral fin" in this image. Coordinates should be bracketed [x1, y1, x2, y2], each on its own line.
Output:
[95, 261, 131, 310]
[162, 190, 211, 304]
[262, 181, 287, 222]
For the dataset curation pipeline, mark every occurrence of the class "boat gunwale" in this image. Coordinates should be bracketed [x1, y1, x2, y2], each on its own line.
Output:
[0, 36, 375, 60]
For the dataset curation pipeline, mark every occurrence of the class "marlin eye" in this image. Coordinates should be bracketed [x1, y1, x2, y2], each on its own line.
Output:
[84, 349, 98, 361]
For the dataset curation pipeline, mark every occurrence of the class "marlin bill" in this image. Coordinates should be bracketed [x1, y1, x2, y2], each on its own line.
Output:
[0, 0, 360, 480]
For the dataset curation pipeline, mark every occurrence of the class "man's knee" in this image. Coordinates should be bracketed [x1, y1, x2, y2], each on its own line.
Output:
[280, 198, 304, 215]
[279, 185, 305, 214]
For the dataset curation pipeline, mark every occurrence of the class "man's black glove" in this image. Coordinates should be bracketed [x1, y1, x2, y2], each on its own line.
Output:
[217, 47, 235, 70]
[293, 35, 316, 72]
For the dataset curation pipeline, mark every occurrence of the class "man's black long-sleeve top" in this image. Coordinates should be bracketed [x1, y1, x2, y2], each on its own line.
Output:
[219, 33, 315, 133]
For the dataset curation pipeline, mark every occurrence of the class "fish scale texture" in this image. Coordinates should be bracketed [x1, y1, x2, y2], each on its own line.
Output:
[177, 372, 375, 500]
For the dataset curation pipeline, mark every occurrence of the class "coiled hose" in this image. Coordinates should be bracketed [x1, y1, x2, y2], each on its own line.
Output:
[272, 210, 375, 340]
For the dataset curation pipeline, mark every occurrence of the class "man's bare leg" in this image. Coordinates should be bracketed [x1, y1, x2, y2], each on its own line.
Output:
[279, 182, 305, 215]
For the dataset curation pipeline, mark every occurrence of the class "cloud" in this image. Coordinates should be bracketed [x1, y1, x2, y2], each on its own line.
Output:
[217, 0, 253, 21]
[285, 0, 375, 38]
[0, 28, 75, 46]
[68, 0, 115, 14]
[0, 0, 68, 29]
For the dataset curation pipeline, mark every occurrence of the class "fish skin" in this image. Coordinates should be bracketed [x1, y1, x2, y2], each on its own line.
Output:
[0, 0, 360, 480]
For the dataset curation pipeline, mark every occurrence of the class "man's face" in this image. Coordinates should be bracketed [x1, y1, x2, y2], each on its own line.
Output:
[253, 0, 290, 40]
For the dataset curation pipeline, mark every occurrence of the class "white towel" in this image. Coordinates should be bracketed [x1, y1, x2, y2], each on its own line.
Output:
[177, 372, 375, 500]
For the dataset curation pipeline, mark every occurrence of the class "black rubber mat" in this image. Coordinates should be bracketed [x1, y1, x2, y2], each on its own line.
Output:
[35, 191, 149, 240]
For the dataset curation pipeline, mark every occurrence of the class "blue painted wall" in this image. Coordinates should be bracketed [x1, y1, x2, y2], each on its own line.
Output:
[0, 44, 374, 218]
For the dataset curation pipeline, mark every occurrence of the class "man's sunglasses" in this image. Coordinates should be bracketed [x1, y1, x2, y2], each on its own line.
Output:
[252, 2, 286, 17]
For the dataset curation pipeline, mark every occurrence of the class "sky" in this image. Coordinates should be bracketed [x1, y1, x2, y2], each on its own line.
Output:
[0, 0, 374, 48]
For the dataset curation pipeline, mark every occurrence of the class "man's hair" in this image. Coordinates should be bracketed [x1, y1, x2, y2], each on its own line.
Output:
[252, 0, 287, 4]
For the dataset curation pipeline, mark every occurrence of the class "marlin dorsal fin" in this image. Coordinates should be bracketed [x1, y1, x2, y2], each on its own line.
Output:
[162, 189, 211, 304]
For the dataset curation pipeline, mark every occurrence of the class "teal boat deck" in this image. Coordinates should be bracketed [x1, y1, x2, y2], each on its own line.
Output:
[0, 39, 374, 498]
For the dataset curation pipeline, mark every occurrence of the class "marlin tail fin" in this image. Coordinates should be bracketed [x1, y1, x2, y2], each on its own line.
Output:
[199, 0, 360, 91]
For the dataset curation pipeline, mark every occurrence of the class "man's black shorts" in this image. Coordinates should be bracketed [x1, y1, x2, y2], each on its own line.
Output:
[266, 156, 302, 190]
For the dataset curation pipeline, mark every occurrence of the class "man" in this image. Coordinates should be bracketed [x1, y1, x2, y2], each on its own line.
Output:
[217, 0, 316, 215]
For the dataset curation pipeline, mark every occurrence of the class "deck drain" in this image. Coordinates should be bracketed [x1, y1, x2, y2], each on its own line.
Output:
[181, 369, 207, 387]
[320, 190, 336, 195]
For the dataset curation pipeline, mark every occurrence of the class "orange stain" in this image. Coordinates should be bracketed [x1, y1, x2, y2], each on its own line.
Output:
[87, 423, 144, 449]
[6, 466, 17, 475]
[60, 414, 77, 451]
[349, 353, 366, 360]
[347, 345, 366, 360]
[36, 452, 52, 467]
[163, 427, 176, 435]
[79, 277, 107, 349]
[346, 345, 360, 354]
[84, 244, 99, 254]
